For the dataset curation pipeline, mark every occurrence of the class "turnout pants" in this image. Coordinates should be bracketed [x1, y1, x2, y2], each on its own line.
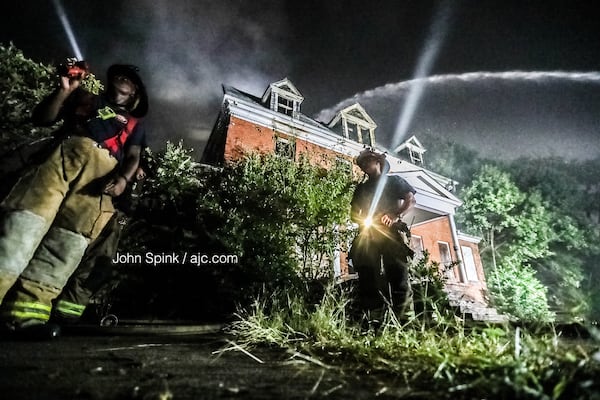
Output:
[350, 224, 414, 318]
[53, 211, 125, 322]
[0, 136, 117, 325]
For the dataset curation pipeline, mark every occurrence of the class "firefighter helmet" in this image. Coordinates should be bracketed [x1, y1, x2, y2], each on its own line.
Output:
[107, 64, 148, 118]
[355, 148, 390, 173]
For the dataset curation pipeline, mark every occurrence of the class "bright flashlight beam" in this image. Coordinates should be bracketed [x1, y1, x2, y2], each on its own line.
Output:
[391, 0, 453, 149]
[365, 174, 388, 225]
[361, 2, 453, 225]
[52, 0, 84, 60]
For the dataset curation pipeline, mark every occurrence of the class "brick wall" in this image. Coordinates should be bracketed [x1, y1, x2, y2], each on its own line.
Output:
[224, 117, 274, 161]
[411, 216, 456, 264]
[224, 116, 362, 177]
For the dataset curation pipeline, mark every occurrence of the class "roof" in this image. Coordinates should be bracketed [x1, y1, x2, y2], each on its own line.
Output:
[219, 82, 463, 216]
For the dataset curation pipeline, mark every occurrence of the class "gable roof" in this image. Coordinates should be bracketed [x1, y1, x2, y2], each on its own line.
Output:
[261, 78, 304, 103]
[327, 103, 377, 129]
[394, 135, 427, 154]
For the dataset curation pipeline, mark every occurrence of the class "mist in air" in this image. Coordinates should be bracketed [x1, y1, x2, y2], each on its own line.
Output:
[41, 1, 600, 160]
[89, 0, 292, 149]
[318, 71, 600, 160]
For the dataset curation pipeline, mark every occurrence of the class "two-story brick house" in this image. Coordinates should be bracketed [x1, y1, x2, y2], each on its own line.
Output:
[201, 78, 504, 321]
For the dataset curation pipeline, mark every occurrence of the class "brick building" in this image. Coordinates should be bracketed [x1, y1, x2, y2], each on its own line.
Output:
[201, 78, 504, 321]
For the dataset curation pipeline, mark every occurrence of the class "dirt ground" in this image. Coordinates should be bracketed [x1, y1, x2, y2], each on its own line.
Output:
[0, 325, 417, 400]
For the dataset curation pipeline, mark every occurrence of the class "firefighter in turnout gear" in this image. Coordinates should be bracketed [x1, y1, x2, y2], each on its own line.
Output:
[349, 149, 416, 322]
[51, 166, 146, 325]
[0, 63, 149, 337]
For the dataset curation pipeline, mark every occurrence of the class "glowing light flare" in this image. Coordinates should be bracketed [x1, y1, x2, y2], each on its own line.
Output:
[52, 0, 84, 60]
[391, 0, 453, 149]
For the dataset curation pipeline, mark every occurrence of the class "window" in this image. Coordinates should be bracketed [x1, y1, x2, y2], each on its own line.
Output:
[461, 246, 479, 282]
[409, 148, 424, 165]
[346, 122, 358, 142]
[276, 96, 294, 117]
[410, 236, 424, 260]
[438, 242, 454, 280]
[345, 122, 373, 145]
[275, 137, 295, 159]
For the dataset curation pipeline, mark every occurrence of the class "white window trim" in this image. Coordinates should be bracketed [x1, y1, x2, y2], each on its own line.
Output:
[461, 245, 479, 282]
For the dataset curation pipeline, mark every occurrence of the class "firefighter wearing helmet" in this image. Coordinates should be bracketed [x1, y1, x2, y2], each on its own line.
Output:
[349, 149, 417, 322]
[0, 63, 148, 338]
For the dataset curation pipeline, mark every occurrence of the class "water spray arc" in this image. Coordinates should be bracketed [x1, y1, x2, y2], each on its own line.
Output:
[52, 0, 84, 60]
[317, 70, 600, 128]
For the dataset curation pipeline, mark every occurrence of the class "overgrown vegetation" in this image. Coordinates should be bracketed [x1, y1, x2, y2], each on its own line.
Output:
[0, 42, 102, 149]
[422, 134, 598, 324]
[2, 44, 599, 397]
[231, 281, 600, 399]
[112, 142, 355, 318]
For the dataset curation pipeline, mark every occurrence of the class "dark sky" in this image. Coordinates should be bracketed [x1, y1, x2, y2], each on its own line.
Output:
[2, 0, 600, 159]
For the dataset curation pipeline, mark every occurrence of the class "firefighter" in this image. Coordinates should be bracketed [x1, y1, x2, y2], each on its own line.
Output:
[51, 166, 146, 325]
[0, 64, 149, 337]
[349, 149, 416, 322]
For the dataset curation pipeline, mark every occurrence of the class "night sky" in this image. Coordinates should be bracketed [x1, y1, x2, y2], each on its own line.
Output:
[2, 0, 600, 160]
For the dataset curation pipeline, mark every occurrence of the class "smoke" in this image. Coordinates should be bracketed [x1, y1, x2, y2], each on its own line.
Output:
[101, 0, 292, 147]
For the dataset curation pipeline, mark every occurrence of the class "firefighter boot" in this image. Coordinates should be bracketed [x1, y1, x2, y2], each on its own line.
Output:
[1, 226, 87, 333]
[0, 210, 49, 303]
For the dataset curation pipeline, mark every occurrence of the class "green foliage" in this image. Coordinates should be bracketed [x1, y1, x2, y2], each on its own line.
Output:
[118, 146, 356, 313]
[488, 258, 554, 322]
[196, 153, 355, 288]
[231, 285, 600, 399]
[458, 165, 524, 236]
[505, 157, 597, 322]
[144, 141, 202, 206]
[0, 42, 104, 150]
[410, 250, 455, 320]
[0, 43, 56, 146]
[458, 165, 556, 322]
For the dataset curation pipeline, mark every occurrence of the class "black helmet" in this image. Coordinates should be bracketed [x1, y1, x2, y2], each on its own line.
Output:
[107, 64, 148, 118]
[355, 148, 390, 173]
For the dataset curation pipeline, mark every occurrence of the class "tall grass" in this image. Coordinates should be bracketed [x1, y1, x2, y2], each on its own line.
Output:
[229, 284, 600, 399]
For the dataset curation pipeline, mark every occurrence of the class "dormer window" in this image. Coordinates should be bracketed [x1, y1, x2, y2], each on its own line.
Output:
[328, 103, 377, 146]
[393, 135, 427, 166]
[262, 78, 304, 119]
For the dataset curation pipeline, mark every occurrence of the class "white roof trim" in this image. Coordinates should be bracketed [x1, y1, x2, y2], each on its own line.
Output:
[328, 103, 377, 129]
[261, 78, 304, 103]
[394, 135, 427, 154]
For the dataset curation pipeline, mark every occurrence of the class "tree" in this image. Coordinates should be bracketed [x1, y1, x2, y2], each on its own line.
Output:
[195, 153, 355, 287]
[458, 165, 524, 270]
[457, 165, 553, 321]
[505, 157, 593, 322]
